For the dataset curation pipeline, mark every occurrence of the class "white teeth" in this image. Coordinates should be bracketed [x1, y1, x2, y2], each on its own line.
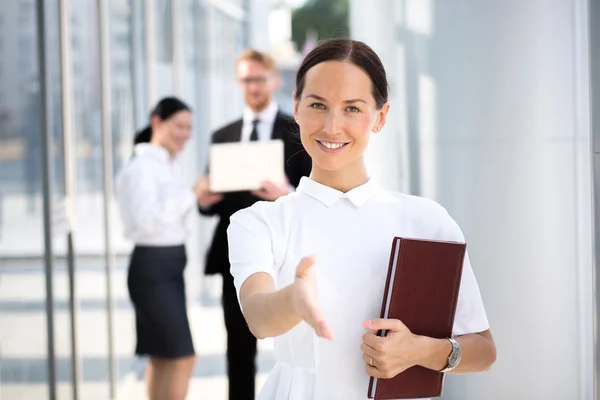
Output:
[319, 141, 345, 149]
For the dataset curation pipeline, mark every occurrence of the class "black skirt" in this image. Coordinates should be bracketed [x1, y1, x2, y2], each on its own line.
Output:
[127, 245, 195, 358]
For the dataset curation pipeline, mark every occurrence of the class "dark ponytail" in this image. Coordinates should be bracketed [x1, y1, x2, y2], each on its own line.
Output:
[133, 96, 191, 145]
[133, 126, 152, 144]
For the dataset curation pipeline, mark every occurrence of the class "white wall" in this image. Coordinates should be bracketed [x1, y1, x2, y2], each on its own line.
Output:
[589, 0, 600, 396]
[350, 0, 594, 398]
[349, 1, 409, 193]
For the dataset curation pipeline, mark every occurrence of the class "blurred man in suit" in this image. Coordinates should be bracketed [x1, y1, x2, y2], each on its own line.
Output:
[196, 49, 311, 400]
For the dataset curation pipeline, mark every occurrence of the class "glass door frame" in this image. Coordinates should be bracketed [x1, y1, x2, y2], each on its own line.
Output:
[590, 0, 600, 397]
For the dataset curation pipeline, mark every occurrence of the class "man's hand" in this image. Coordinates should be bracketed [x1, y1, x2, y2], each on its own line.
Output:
[361, 319, 427, 379]
[251, 179, 291, 201]
[195, 175, 224, 209]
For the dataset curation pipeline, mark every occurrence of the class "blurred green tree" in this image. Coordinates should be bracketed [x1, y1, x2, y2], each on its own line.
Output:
[291, 0, 349, 53]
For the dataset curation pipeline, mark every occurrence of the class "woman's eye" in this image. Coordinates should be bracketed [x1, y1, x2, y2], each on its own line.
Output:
[346, 106, 360, 113]
[310, 103, 326, 110]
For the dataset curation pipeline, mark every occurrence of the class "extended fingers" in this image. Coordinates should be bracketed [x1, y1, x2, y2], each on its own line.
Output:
[304, 306, 334, 340]
[295, 255, 316, 278]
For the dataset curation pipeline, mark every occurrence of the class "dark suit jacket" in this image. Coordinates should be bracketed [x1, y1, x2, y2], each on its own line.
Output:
[199, 111, 312, 275]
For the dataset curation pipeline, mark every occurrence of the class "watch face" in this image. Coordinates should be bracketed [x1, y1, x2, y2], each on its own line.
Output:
[450, 350, 461, 366]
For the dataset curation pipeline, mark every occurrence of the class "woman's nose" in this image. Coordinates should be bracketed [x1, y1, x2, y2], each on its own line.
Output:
[323, 112, 344, 135]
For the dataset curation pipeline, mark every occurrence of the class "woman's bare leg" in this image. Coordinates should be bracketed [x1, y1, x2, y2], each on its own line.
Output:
[147, 355, 196, 400]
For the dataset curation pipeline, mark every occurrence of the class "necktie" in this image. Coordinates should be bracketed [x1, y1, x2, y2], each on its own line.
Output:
[249, 118, 260, 141]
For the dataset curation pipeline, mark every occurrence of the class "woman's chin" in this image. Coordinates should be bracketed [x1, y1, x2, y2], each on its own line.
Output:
[171, 144, 185, 154]
[313, 159, 346, 172]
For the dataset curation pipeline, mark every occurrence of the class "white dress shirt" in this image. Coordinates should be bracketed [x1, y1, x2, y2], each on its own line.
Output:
[227, 177, 490, 400]
[115, 143, 197, 246]
[241, 101, 279, 142]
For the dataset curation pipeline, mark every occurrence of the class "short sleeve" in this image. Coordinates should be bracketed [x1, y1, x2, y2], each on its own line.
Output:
[438, 209, 490, 336]
[227, 203, 276, 304]
[452, 250, 490, 335]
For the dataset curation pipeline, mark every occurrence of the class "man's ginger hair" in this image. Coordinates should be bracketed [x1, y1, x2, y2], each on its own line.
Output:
[236, 49, 278, 73]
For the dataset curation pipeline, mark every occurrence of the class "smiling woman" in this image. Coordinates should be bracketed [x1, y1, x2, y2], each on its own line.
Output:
[226, 38, 496, 400]
[114, 96, 201, 400]
[133, 97, 193, 156]
[292, 40, 389, 188]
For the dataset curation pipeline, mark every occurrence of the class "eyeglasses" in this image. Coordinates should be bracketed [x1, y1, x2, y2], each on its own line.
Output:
[238, 76, 270, 86]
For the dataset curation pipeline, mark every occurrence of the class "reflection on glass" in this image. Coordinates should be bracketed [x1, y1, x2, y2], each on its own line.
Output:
[1, 0, 255, 397]
[109, 0, 145, 392]
[154, 0, 174, 99]
[155, 0, 173, 63]
[210, 10, 245, 129]
[0, 1, 50, 399]
[69, 1, 111, 399]
[45, 1, 74, 400]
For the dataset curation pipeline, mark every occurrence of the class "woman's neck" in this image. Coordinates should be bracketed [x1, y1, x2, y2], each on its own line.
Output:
[309, 159, 370, 193]
[149, 137, 175, 159]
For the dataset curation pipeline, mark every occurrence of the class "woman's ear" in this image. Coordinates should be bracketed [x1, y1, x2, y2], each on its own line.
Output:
[372, 102, 391, 133]
[293, 91, 300, 123]
[150, 115, 161, 132]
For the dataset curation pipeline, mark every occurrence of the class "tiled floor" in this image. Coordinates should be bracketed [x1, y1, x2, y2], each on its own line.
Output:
[0, 260, 274, 400]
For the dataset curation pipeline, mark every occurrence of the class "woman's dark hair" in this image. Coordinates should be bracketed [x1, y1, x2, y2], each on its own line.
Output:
[133, 96, 191, 145]
[295, 38, 389, 109]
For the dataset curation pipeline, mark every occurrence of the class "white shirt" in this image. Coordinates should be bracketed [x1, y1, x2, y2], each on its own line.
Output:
[227, 177, 490, 400]
[241, 101, 279, 142]
[115, 143, 197, 246]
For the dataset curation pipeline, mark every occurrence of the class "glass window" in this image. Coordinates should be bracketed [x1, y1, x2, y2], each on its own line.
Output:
[155, 0, 173, 63]
[68, 1, 111, 399]
[109, 0, 149, 393]
[0, 0, 58, 399]
[153, 0, 173, 99]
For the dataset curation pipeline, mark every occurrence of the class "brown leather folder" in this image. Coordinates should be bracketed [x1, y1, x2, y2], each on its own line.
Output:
[367, 237, 466, 399]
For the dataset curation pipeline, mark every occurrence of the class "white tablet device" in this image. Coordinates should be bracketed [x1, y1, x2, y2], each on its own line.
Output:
[209, 139, 286, 193]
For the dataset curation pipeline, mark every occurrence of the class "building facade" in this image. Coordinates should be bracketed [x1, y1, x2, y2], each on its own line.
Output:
[0, 1, 261, 399]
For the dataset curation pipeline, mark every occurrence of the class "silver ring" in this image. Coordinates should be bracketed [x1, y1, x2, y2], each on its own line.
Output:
[369, 357, 373, 366]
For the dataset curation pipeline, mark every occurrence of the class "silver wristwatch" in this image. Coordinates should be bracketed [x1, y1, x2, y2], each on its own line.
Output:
[440, 338, 461, 373]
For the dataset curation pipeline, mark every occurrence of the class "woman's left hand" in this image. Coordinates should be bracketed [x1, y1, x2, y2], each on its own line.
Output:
[361, 319, 423, 379]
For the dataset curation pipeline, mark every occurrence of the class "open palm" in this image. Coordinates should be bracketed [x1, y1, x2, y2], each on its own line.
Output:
[290, 256, 334, 340]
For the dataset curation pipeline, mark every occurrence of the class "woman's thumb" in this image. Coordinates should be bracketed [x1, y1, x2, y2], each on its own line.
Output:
[295, 255, 315, 278]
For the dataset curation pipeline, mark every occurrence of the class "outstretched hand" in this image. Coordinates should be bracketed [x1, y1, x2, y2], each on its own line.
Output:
[290, 256, 334, 340]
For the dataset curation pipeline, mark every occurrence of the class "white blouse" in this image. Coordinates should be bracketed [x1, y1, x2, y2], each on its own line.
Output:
[227, 177, 489, 400]
[115, 143, 197, 246]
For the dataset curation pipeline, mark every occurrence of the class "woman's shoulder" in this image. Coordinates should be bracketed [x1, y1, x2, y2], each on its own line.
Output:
[230, 191, 299, 226]
[118, 151, 165, 178]
[114, 155, 163, 197]
[381, 190, 461, 231]
[383, 190, 448, 215]
[115, 157, 141, 184]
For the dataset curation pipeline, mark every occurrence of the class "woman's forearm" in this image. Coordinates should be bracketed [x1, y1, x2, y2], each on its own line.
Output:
[240, 277, 302, 339]
[418, 330, 496, 374]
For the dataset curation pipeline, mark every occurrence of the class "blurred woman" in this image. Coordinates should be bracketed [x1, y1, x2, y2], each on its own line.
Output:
[115, 97, 199, 400]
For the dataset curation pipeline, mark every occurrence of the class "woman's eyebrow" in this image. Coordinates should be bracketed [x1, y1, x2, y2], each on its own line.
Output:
[343, 99, 367, 104]
[306, 94, 327, 101]
[306, 94, 367, 104]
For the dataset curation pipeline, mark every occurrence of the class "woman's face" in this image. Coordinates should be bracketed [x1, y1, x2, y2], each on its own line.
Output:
[294, 61, 389, 173]
[153, 110, 192, 155]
